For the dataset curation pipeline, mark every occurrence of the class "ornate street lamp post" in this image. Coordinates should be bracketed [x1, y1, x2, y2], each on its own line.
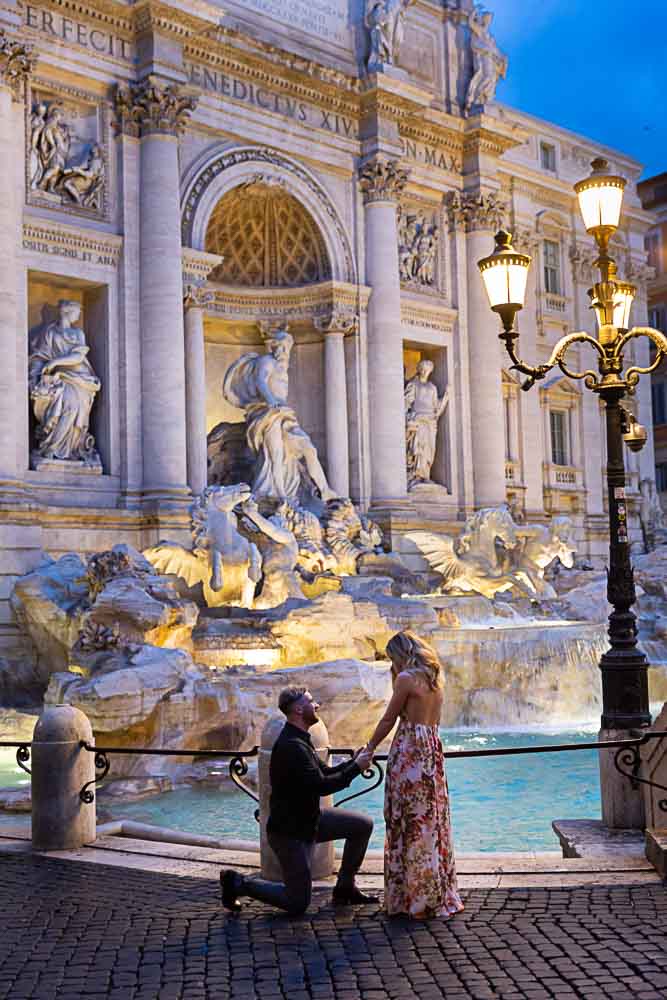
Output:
[478, 159, 667, 731]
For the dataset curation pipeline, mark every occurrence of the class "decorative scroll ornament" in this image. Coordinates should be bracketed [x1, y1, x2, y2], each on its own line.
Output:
[398, 208, 439, 286]
[114, 77, 197, 137]
[513, 225, 540, 256]
[0, 30, 36, 93]
[446, 190, 506, 233]
[359, 157, 409, 204]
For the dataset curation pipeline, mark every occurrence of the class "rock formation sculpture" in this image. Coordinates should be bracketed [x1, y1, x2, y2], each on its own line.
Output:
[404, 360, 449, 489]
[409, 507, 578, 601]
[464, 5, 507, 117]
[398, 209, 439, 286]
[28, 300, 102, 468]
[222, 327, 337, 503]
[144, 484, 263, 609]
[365, 0, 416, 71]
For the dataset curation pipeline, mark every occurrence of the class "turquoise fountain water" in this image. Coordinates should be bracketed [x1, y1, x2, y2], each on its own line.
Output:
[102, 727, 603, 852]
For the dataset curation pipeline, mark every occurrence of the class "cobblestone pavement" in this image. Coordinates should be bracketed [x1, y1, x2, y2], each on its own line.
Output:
[1, 855, 667, 1000]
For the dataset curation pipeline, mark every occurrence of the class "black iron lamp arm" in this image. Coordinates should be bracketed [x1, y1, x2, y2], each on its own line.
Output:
[616, 327, 667, 390]
[501, 329, 604, 392]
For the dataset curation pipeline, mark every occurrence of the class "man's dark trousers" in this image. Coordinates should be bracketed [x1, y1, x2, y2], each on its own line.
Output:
[243, 808, 373, 915]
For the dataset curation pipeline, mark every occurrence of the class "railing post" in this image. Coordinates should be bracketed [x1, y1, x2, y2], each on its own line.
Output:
[259, 716, 334, 881]
[31, 707, 96, 851]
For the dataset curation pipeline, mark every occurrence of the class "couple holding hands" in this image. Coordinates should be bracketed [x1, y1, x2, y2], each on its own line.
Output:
[222, 630, 464, 921]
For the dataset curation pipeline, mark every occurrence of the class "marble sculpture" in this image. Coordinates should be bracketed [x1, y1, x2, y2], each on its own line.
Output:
[464, 5, 507, 116]
[222, 327, 337, 503]
[30, 101, 104, 208]
[404, 360, 449, 489]
[28, 300, 101, 468]
[365, 0, 415, 71]
[398, 209, 439, 286]
[408, 507, 577, 600]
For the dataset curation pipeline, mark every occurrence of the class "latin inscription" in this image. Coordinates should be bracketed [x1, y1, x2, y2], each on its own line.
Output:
[23, 239, 117, 267]
[187, 63, 358, 138]
[401, 138, 461, 175]
[229, 0, 350, 47]
[25, 5, 133, 62]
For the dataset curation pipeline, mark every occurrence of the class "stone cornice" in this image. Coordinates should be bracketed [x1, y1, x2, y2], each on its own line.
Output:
[400, 297, 456, 333]
[314, 306, 359, 337]
[22, 217, 123, 266]
[182, 247, 223, 285]
[360, 71, 433, 123]
[209, 280, 372, 324]
[463, 113, 526, 160]
[400, 109, 463, 158]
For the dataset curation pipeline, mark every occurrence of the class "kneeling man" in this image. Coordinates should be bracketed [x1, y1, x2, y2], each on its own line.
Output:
[221, 686, 377, 914]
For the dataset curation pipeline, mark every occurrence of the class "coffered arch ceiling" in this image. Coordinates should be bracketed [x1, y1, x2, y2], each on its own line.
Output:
[205, 179, 332, 288]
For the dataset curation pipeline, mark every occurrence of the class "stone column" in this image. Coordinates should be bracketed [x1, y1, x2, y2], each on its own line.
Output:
[183, 285, 213, 497]
[0, 34, 34, 497]
[449, 191, 508, 509]
[359, 157, 409, 505]
[31, 706, 96, 851]
[115, 78, 197, 503]
[259, 716, 334, 881]
[316, 308, 357, 498]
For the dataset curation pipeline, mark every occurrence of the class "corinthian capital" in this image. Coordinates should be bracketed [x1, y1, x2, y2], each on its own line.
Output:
[315, 306, 358, 336]
[359, 157, 409, 205]
[183, 283, 214, 310]
[446, 190, 506, 233]
[0, 30, 36, 94]
[114, 76, 198, 138]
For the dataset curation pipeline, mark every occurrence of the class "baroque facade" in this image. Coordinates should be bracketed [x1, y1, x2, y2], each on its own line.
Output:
[0, 0, 658, 658]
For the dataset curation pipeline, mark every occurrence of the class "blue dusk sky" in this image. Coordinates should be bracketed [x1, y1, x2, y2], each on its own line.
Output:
[490, 0, 667, 179]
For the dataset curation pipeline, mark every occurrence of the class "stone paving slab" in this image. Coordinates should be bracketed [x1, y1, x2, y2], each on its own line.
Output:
[1, 853, 667, 1000]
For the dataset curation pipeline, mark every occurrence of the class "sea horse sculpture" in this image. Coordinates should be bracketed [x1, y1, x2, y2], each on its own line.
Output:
[144, 484, 262, 608]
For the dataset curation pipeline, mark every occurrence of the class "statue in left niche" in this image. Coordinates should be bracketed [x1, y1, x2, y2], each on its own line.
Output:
[365, 0, 416, 72]
[222, 327, 337, 504]
[29, 101, 104, 210]
[464, 5, 507, 117]
[28, 299, 102, 469]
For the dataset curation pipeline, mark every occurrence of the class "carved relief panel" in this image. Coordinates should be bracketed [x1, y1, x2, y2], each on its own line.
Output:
[397, 203, 442, 294]
[26, 82, 110, 220]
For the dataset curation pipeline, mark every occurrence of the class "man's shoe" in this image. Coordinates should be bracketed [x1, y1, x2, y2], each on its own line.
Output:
[332, 885, 380, 906]
[220, 869, 244, 913]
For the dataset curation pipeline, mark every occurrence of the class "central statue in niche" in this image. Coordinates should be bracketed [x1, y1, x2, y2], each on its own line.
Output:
[222, 327, 337, 503]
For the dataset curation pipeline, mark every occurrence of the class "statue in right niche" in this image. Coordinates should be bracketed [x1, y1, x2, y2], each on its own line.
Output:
[464, 4, 507, 117]
[404, 360, 449, 489]
[28, 300, 101, 467]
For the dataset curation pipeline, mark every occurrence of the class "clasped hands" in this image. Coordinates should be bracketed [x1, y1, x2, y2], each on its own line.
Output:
[354, 744, 375, 772]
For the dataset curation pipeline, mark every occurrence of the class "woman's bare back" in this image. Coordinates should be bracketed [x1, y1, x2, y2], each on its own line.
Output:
[400, 672, 443, 726]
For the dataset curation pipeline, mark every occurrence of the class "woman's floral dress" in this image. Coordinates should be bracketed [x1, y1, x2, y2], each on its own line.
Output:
[384, 718, 464, 919]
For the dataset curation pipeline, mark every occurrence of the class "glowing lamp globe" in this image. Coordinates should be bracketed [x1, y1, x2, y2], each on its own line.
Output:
[574, 158, 626, 234]
[478, 231, 531, 332]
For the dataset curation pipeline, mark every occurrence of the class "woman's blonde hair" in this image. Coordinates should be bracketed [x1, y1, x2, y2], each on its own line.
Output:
[385, 630, 443, 690]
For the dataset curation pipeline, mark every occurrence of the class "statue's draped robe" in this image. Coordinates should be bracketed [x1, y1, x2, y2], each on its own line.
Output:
[405, 379, 439, 486]
[223, 353, 303, 501]
[29, 325, 100, 461]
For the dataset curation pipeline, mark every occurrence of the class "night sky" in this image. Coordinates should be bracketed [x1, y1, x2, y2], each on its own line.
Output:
[490, 0, 667, 179]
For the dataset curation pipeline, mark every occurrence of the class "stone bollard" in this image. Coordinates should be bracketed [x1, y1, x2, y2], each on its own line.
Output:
[259, 716, 335, 881]
[598, 726, 646, 830]
[32, 706, 96, 851]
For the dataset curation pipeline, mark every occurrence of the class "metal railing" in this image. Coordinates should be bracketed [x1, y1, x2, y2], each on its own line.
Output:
[3, 731, 666, 818]
[0, 741, 31, 775]
[76, 730, 667, 816]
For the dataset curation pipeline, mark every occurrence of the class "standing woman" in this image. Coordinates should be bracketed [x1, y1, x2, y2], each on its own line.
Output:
[364, 630, 464, 919]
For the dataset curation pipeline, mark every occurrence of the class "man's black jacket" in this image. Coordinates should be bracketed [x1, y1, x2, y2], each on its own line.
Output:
[267, 722, 361, 842]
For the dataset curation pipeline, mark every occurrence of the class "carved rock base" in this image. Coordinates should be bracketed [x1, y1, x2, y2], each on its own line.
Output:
[408, 481, 451, 502]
